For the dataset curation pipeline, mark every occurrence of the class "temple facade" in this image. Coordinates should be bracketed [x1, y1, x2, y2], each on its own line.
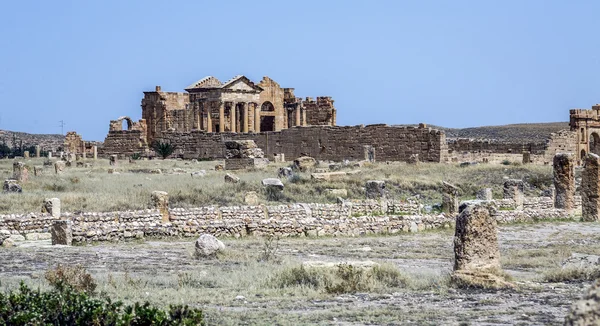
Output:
[140, 75, 336, 145]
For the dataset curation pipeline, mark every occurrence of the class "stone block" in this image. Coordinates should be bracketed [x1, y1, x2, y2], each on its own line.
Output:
[553, 153, 575, 211]
[151, 191, 169, 222]
[54, 161, 66, 174]
[42, 198, 61, 218]
[476, 188, 493, 201]
[503, 179, 524, 210]
[51, 220, 72, 246]
[3, 179, 22, 193]
[582, 153, 600, 221]
[365, 180, 385, 199]
[442, 181, 459, 214]
[12, 162, 28, 182]
[224, 173, 240, 183]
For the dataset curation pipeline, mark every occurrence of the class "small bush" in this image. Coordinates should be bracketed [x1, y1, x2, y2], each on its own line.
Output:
[501, 160, 511, 166]
[371, 264, 409, 287]
[325, 263, 372, 294]
[45, 264, 97, 294]
[152, 141, 176, 159]
[264, 187, 285, 202]
[131, 152, 142, 160]
[0, 282, 205, 325]
[43, 183, 67, 192]
[258, 234, 280, 262]
[271, 266, 324, 289]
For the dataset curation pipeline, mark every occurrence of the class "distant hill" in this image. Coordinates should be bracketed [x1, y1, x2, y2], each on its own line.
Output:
[397, 122, 570, 143]
[0, 129, 64, 151]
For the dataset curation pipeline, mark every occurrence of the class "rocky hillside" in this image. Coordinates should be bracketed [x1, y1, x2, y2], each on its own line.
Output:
[398, 122, 569, 143]
[0, 130, 64, 151]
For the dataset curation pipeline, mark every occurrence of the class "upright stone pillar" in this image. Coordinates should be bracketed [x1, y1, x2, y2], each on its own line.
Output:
[13, 162, 28, 182]
[522, 151, 531, 164]
[452, 202, 510, 288]
[365, 180, 386, 199]
[42, 198, 61, 218]
[48, 151, 52, 159]
[219, 102, 225, 133]
[503, 179, 524, 210]
[92, 146, 97, 159]
[302, 108, 307, 126]
[23, 151, 29, 158]
[476, 188, 493, 201]
[230, 104, 236, 132]
[442, 181, 459, 214]
[254, 103, 260, 132]
[35, 145, 40, 158]
[82, 151, 86, 159]
[51, 220, 72, 245]
[242, 103, 248, 133]
[553, 153, 575, 211]
[151, 191, 170, 222]
[582, 153, 600, 221]
[109, 155, 118, 166]
[295, 108, 301, 127]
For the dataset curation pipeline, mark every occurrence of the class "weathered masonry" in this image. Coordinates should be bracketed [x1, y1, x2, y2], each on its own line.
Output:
[140, 76, 336, 145]
[570, 104, 600, 162]
[158, 124, 448, 163]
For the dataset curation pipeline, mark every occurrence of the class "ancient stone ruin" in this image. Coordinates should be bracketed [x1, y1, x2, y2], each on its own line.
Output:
[452, 201, 511, 288]
[365, 180, 386, 199]
[224, 140, 268, 170]
[442, 181, 459, 214]
[582, 153, 600, 221]
[564, 278, 600, 325]
[553, 153, 575, 212]
[503, 179, 524, 210]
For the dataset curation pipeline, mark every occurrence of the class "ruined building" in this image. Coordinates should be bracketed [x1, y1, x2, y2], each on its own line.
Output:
[570, 104, 600, 161]
[139, 75, 336, 146]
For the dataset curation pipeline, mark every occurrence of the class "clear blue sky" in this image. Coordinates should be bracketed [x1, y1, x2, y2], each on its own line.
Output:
[1, 0, 599, 140]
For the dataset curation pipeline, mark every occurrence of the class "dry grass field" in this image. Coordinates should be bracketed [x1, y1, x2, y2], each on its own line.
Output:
[0, 222, 597, 325]
[0, 158, 553, 214]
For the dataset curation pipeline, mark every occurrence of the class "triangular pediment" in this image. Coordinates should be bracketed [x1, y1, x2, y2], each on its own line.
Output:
[185, 76, 222, 91]
[221, 75, 263, 92]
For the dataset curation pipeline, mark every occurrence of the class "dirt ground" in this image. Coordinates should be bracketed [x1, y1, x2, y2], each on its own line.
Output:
[0, 221, 596, 325]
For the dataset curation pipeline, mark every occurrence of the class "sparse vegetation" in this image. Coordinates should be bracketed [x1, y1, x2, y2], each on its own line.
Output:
[152, 141, 176, 159]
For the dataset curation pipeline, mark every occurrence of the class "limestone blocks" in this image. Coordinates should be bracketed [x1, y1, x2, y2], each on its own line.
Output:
[476, 188, 493, 201]
[293, 156, 317, 172]
[442, 181, 459, 214]
[151, 191, 170, 222]
[224, 173, 240, 183]
[224, 140, 268, 170]
[42, 198, 61, 218]
[3, 179, 22, 193]
[194, 234, 225, 258]
[262, 178, 284, 191]
[109, 155, 118, 166]
[365, 180, 386, 199]
[12, 162, 28, 182]
[452, 202, 511, 288]
[553, 153, 575, 212]
[51, 220, 72, 246]
[54, 161, 66, 174]
[503, 179, 524, 210]
[582, 153, 600, 221]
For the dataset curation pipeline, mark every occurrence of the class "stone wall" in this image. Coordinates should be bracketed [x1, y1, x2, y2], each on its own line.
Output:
[99, 130, 147, 157]
[158, 124, 447, 162]
[0, 197, 580, 244]
[304, 97, 336, 126]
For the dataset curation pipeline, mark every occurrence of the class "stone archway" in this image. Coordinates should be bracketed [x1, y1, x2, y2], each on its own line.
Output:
[261, 101, 275, 112]
[590, 132, 600, 156]
[110, 116, 134, 131]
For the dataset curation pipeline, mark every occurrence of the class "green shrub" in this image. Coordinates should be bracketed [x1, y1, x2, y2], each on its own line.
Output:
[131, 152, 142, 160]
[271, 266, 324, 289]
[324, 263, 372, 294]
[543, 267, 600, 282]
[152, 141, 176, 159]
[0, 283, 205, 325]
[45, 264, 97, 294]
[501, 160, 511, 166]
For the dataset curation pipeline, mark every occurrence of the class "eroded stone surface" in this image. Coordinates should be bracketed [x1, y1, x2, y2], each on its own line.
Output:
[503, 179, 524, 210]
[194, 234, 225, 258]
[582, 153, 600, 221]
[366, 180, 386, 199]
[564, 279, 600, 325]
[453, 202, 500, 272]
[151, 191, 169, 222]
[51, 220, 72, 246]
[442, 181, 459, 214]
[554, 153, 575, 211]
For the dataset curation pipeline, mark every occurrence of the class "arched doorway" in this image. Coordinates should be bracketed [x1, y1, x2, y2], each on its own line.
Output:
[590, 132, 600, 156]
[260, 101, 275, 132]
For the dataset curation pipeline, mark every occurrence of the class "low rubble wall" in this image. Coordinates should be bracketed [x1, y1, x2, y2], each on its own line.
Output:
[0, 197, 580, 244]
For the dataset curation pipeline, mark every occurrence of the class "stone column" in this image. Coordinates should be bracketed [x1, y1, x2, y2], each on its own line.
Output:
[295, 107, 301, 126]
[13, 162, 28, 182]
[302, 108, 307, 126]
[522, 151, 531, 164]
[442, 181, 459, 214]
[35, 145, 40, 158]
[48, 151, 53, 159]
[51, 220, 72, 246]
[230, 103, 236, 132]
[219, 102, 225, 133]
[553, 153, 575, 211]
[582, 153, 600, 221]
[254, 103, 260, 132]
[242, 103, 248, 133]
[151, 191, 170, 222]
[42, 198, 61, 218]
[454, 202, 500, 271]
[503, 179, 524, 210]
[195, 104, 201, 130]
[206, 103, 213, 133]
[24, 151, 29, 158]
[92, 146, 97, 160]
[82, 151, 86, 159]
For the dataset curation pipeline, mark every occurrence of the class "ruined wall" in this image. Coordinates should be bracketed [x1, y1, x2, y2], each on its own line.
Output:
[99, 130, 147, 157]
[158, 124, 447, 162]
[544, 129, 577, 162]
[63, 131, 84, 153]
[0, 197, 578, 244]
[304, 97, 336, 126]
[141, 89, 191, 144]
[447, 139, 547, 155]
[258, 77, 285, 131]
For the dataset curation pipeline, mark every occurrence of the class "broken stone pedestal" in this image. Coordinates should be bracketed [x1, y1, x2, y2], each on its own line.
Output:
[365, 180, 386, 199]
[51, 220, 72, 245]
[151, 191, 169, 222]
[442, 181, 459, 214]
[13, 162, 28, 182]
[553, 153, 575, 212]
[503, 179, 524, 210]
